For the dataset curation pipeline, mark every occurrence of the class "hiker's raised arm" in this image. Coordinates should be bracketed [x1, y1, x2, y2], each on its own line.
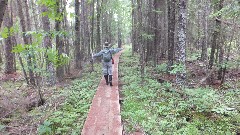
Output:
[93, 50, 103, 58]
[110, 48, 123, 54]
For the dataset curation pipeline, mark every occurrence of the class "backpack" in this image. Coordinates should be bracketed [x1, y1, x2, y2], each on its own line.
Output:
[102, 50, 112, 62]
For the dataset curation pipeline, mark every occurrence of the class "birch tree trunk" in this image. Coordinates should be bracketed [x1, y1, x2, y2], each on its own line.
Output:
[176, 0, 187, 85]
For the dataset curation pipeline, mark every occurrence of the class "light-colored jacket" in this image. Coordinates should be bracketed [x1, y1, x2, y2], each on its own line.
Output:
[93, 48, 122, 75]
[93, 48, 122, 60]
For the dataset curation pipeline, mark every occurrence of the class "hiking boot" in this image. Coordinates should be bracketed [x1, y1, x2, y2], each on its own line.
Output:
[109, 75, 113, 86]
[104, 75, 109, 85]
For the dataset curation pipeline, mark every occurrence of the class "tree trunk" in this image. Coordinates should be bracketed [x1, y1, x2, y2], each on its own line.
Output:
[30, 0, 38, 30]
[221, 20, 236, 84]
[196, 0, 201, 50]
[118, 22, 122, 48]
[84, 0, 90, 57]
[176, 0, 187, 86]
[24, 0, 36, 85]
[74, 0, 81, 69]
[41, 5, 55, 86]
[208, 0, 223, 85]
[11, 0, 28, 84]
[201, 0, 208, 61]
[55, 0, 64, 82]
[217, 0, 224, 81]
[0, 0, 8, 28]
[153, 0, 161, 67]
[209, 0, 223, 69]
[0, 48, 2, 64]
[63, 0, 70, 75]
[145, 0, 153, 63]
[90, 0, 95, 71]
[3, 7, 15, 74]
[167, 0, 176, 71]
[131, 0, 138, 55]
[17, 0, 35, 85]
[137, 0, 144, 81]
[80, 0, 84, 61]
[81, 0, 87, 61]
[96, 0, 101, 52]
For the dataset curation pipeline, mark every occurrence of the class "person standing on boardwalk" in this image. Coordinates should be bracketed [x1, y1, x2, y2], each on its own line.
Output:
[92, 42, 122, 86]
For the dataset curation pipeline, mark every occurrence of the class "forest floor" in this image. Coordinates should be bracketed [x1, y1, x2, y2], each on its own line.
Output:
[0, 64, 100, 134]
[119, 46, 240, 134]
[0, 45, 240, 134]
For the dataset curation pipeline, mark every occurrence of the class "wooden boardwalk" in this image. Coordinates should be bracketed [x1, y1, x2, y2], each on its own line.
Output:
[81, 51, 123, 135]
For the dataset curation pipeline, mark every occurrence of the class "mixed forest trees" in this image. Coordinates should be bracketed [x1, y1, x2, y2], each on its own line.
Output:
[0, 0, 131, 86]
[131, 0, 240, 85]
[0, 0, 239, 134]
[0, 0, 239, 87]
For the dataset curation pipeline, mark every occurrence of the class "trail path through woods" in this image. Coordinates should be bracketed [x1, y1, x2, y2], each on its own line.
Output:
[81, 50, 123, 135]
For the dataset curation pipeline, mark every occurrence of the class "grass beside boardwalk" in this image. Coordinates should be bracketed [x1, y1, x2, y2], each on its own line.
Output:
[119, 45, 240, 135]
[37, 64, 102, 135]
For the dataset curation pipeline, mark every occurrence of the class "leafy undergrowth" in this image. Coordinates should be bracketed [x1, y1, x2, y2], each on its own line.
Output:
[37, 65, 102, 135]
[120, 46, 240, 135]
[0, 64, 102, 134]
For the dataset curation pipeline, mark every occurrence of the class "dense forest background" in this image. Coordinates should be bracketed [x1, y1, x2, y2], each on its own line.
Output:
[0, 0, 239, 134]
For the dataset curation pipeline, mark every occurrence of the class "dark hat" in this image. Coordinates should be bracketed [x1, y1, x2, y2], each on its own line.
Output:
[104, 42, 109, 47]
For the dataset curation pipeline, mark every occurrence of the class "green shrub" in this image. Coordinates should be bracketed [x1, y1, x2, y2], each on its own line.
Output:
[184, 88, 219, 112]
[155, 63, 167, 73]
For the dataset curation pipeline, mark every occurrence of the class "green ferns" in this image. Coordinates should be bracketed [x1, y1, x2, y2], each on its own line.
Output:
[120, 46, 240, 135]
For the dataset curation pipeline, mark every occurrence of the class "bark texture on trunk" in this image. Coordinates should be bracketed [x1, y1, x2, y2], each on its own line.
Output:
[74, 0, 81, 69]
[96, 0, 101, 52]
[0, 0, 8, 28]
[201, 0, 208, 61]
[209, 0, 223, 69]
[41, 5, 55, 86]
[176, 0, 187, 85]
[17, 0, 35, 85]
[55, 0, 64, 82]
[167, 0, 176, 71]
[3, 7, 15, 74]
